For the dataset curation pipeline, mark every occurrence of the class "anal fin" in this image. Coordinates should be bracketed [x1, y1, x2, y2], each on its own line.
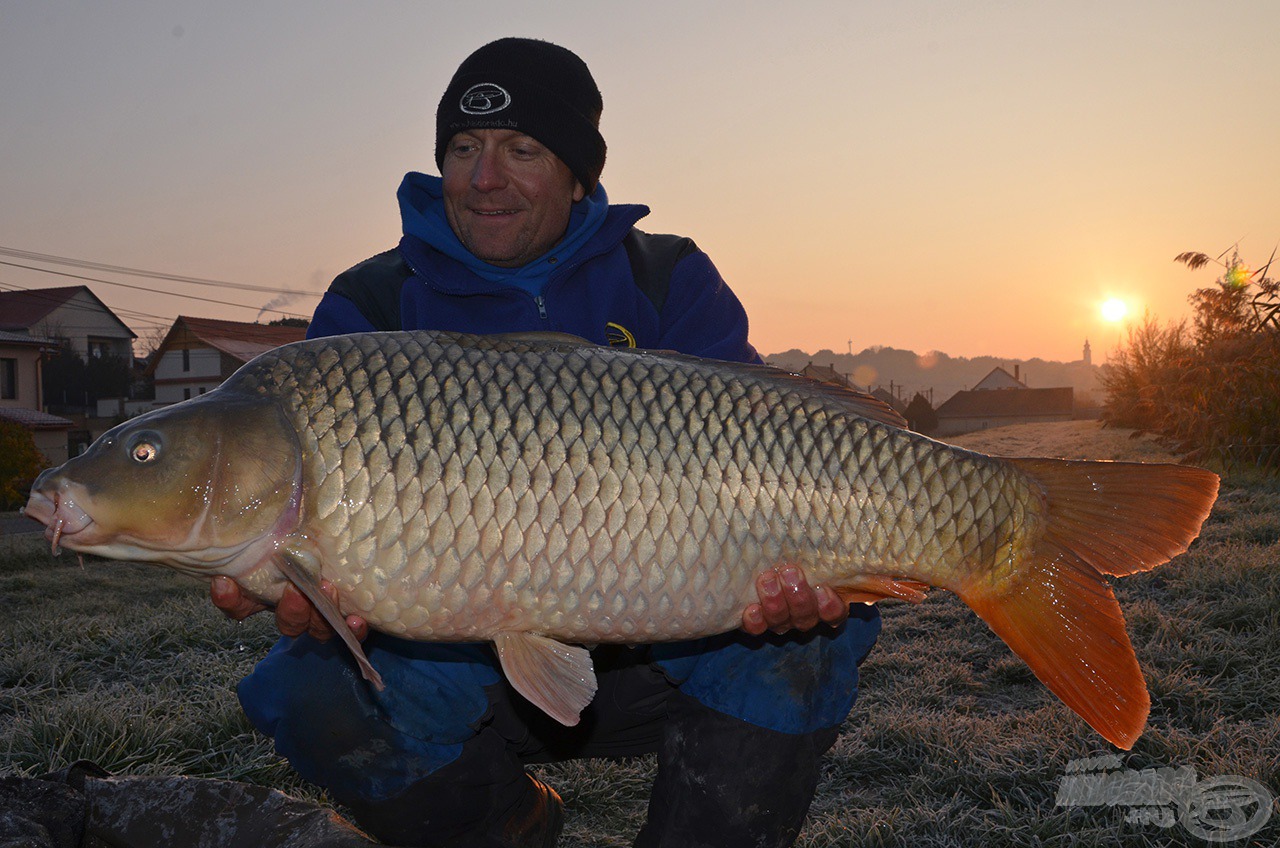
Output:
[494, 632, 597, 726]
[275, 551, 384, 691]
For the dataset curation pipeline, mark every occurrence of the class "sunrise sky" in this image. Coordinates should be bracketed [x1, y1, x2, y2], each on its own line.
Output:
[2, 1, 1277, 362]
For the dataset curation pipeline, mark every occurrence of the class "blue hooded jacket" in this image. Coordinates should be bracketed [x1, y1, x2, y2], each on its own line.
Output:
[239, 173, 879, 801]
[307, 173, 763, 364]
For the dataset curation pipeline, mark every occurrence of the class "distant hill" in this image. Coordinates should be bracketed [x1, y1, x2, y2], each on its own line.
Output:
[764, 346, 1105, 408]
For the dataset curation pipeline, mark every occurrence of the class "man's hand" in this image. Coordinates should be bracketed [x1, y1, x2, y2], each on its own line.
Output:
[741, 565, 848, 636]
[209, 576, 369, 642]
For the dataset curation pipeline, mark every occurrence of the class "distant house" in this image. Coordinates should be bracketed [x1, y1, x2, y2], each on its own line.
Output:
[904, 392, 938, 434]
[869, 386, 907, 414]
[800, 362, 851, 388]
[972, 365, 1027, 391]
[147, 317, 307, 405]
[0, 285, 136, 360]
[934, 386, 1074, 437]
[0, 330, 72, 464]
[798, 362, 913, 416]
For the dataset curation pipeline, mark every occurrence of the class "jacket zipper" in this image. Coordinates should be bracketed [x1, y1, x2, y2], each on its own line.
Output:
[403, 235, 627, 327]
[406, 250, 553, 324]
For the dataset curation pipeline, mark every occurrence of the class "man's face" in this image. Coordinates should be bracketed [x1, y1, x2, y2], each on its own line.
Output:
[442, 129, 586, 268]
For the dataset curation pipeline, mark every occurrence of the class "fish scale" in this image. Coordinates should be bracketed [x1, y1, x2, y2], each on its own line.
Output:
[228, 331, 1018, 643]
[26, 329, 1218, 744]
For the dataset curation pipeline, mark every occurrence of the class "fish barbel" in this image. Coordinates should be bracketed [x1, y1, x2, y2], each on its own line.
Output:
[23, 330, 1218, 748]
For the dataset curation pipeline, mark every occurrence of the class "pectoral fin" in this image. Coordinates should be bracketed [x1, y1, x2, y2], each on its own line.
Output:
[275, 551, 385, 691]
[493, 632, 597, 726]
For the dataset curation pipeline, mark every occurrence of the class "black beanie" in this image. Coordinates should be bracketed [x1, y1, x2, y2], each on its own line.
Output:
[435, 38, 607, 192]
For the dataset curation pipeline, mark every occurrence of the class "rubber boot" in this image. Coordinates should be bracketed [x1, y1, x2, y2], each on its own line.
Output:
[343, 726, 564, 848]
[633, 690, 838, 848]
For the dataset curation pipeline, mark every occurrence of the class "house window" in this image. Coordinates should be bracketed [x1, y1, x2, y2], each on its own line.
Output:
[181, 348, 190, 372]
[69, 430, 91, 456]
[0, 358, 15, 399]
[184, 387, 192, 400]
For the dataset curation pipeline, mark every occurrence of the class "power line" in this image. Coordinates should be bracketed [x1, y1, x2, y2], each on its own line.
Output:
[0, 281, 307, 350]
[0, 260, 315, 319]
[0, 245, 316, 297]
[0, 279, 189, 328]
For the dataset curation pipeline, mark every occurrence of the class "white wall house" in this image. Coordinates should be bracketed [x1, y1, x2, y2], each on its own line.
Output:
[0, 286, 135, 361]
[152, 344, 228, 403]
[0, 330, 72, 464]
[148, 317, 306, 405]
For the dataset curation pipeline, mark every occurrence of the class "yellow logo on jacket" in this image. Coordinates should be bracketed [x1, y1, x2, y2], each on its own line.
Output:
[606, 322, 636, 347]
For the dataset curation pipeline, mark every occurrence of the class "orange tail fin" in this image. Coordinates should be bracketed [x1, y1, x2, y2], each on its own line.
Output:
[955, 459, 1218, 749]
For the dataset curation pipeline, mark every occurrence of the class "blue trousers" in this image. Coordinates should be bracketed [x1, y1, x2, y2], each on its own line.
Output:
[238, 604, 880, 805]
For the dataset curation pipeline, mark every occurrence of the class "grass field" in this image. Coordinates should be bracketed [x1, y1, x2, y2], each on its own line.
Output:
[2, 421, 1277, 846]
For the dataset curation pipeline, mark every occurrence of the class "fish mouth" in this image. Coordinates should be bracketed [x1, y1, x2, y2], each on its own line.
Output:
[23, 488, 97, 555]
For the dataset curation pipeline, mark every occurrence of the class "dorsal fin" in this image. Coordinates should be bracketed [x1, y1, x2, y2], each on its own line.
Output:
[770, 370, 908, 429]
[437, 331, 909, 429]
[487, 331, 596, 346]
[654, 354, 909, 429]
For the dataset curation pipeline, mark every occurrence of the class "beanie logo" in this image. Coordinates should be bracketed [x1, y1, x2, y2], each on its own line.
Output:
[459, 83, 511, 115]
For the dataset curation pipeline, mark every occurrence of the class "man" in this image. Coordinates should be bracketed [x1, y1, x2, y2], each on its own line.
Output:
[213, 37, 880, 848]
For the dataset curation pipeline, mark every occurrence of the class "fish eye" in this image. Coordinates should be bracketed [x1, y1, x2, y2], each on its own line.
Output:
[126, 431, 163, 463]
[132, 442, 159, 463]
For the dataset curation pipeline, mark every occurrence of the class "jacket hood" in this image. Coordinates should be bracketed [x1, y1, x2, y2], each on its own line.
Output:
[397, 172, 623, 294]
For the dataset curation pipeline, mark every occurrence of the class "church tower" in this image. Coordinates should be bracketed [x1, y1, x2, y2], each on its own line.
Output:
[1083, 339, 1092, 366]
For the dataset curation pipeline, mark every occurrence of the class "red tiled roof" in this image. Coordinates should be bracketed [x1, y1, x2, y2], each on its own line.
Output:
[935, 387, 1074, 419]
[146, 316, 307, 376]
[0, 286, 84, 329]
[0, 285, 136, 338]
[0, 406, 73, 430]
[0, 330, 55, 347]
[175, 316, 307, 359]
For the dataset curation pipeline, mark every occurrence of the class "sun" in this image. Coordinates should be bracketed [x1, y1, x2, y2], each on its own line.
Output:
[1101, 298, 1128, 323]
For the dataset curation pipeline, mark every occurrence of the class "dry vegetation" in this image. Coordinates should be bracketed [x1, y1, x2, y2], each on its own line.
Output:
[2, 420, 1277, 846]
[1103, 245, 1280, 473]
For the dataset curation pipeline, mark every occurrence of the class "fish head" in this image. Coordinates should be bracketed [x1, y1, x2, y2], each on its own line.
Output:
[23, 393, 302, 572]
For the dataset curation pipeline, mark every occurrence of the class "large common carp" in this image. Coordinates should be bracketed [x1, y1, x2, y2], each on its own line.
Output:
[24, 330, 1218, 748]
